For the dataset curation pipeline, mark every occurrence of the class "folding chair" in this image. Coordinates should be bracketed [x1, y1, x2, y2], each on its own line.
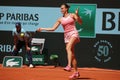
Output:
[31, 38, 45, 54]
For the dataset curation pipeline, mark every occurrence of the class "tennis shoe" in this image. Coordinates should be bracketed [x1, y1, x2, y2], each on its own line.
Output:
[69, 72, 80, 79]
[64, 66, 72, 71]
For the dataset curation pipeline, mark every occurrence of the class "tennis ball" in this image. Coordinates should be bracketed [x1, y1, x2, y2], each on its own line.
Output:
[20, 33, 24, 37]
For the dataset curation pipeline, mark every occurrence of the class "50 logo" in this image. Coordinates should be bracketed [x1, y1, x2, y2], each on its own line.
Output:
[94, 40, 113, 63]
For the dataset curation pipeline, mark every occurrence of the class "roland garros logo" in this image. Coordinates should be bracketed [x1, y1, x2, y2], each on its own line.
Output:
[94, 40, 112, 63]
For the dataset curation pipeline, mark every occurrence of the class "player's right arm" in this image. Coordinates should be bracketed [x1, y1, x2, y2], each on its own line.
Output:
[36, 18, 61, 32]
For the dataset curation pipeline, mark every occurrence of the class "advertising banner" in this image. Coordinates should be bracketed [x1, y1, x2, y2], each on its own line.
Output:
[0, 5, 120, 37]
[0, 6, 63, 32]
[25, 54, 44, 65]
[69, 4, 97, 38]
[3, 56, 23, 68]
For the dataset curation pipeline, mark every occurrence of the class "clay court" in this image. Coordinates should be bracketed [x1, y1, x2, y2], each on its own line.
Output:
[0, 64, 120, 80]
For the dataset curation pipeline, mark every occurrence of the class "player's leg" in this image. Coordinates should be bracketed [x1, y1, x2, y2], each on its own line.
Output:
[69, 37, 80, 79]
[26, 42, 33, 68]
[26, 51, 33, 65]
[65, 36, 80, 79]
[64, 37, 78, 71]
[71, 47, 77, 72]
[69, 49, 80, 79]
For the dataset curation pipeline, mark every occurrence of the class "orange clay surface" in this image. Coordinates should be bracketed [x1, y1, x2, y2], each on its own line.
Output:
[0, 64, 120, 80]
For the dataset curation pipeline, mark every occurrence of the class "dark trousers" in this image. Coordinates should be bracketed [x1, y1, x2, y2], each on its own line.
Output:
[12, 40, 32, 64]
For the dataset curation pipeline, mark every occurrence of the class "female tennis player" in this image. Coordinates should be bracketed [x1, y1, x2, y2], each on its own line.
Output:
[36, 3, 82, 79]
